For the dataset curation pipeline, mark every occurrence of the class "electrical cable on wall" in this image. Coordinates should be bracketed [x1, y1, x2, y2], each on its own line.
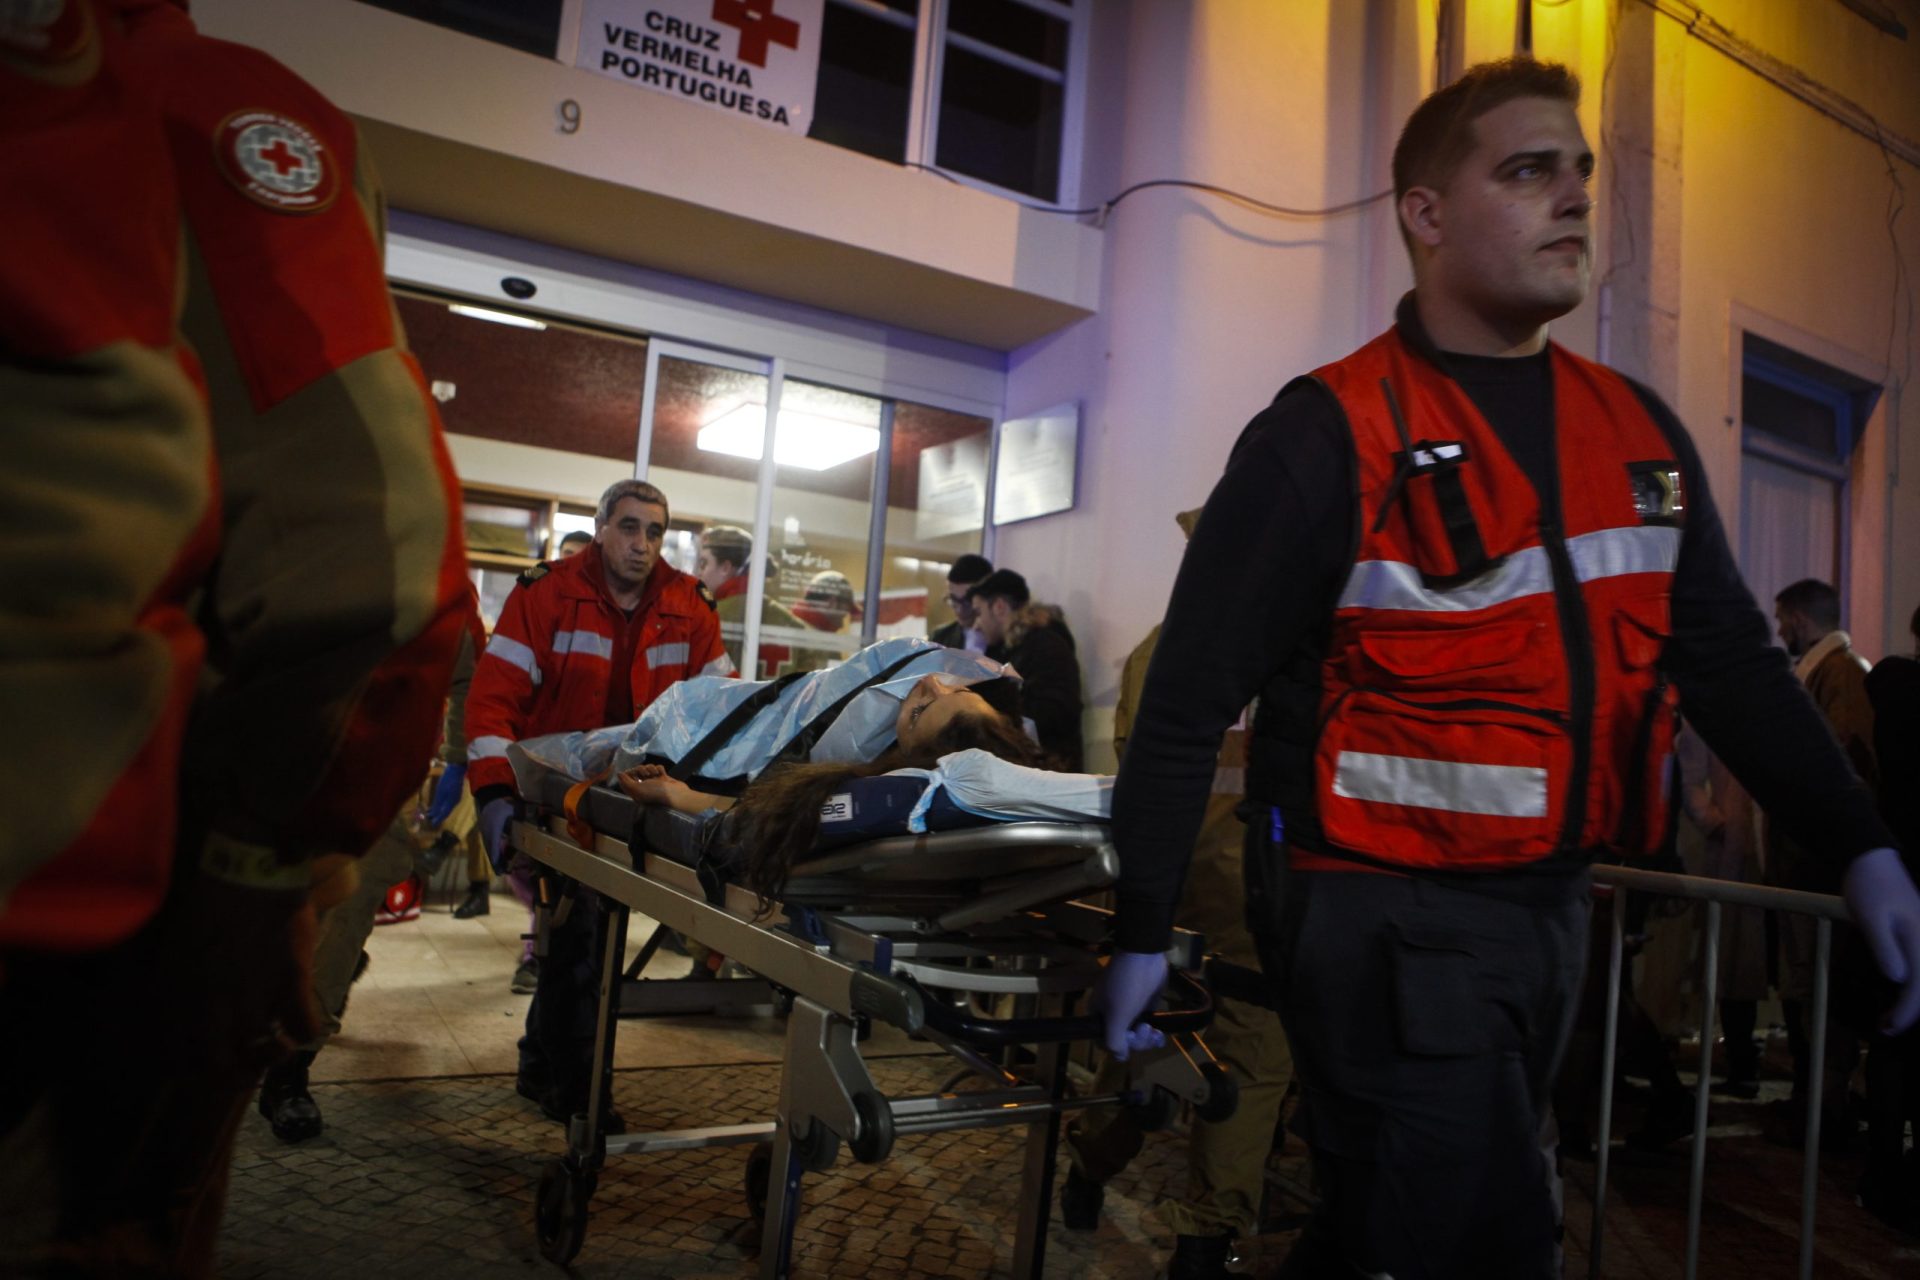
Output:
[903, 162, 1392, 227]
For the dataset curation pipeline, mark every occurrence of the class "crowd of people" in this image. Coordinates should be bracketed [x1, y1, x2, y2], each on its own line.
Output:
[7, 12, 1919, 1279]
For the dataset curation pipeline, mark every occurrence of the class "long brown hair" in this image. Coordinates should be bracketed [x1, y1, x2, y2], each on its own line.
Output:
[733, 711, 1043, 905]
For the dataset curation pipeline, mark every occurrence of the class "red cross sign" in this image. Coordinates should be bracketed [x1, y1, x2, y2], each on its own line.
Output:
[256, 138, 304, 177]
[712, 0, 800, 68]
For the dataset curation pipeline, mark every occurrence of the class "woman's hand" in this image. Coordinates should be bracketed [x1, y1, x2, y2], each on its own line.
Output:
[616, 762, 688, 807]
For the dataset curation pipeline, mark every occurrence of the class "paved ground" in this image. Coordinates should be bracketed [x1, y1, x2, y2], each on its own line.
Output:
[218, 1050, 1919, 1279]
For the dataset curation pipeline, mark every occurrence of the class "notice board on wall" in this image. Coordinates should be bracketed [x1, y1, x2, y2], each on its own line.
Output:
[993, 403, 1080, 526]
[576, 0, 825, 134]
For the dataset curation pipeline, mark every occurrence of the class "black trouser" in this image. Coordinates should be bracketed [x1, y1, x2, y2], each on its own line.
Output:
[1246, 817, 1589, 1279]
[516, 862, 606, 1112]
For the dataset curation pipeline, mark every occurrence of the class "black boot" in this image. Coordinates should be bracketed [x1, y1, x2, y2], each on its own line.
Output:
[258, 1051, 323, 1143]
[1059, 1165, 1103, 1231]
[453, 881, 491, 918]
[1165, 1233, 1235, 1280]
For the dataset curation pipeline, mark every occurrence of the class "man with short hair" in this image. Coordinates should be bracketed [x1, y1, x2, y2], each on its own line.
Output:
[931, 553, 993, 652]
[1098, 58, 1919, 1277]
[971, 569, 1083, 770]
[466, 477, 728, 1124]
[557, 529, 593, 558]
[1769, 577, 1878, 1135]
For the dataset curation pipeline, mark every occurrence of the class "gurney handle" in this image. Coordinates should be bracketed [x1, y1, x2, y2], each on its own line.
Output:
[911, 968, 1214, 1049]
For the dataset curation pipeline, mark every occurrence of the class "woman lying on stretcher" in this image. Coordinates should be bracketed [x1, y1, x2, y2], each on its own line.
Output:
[520, 637, 1046, 899]
[618, 669, 1042, 899]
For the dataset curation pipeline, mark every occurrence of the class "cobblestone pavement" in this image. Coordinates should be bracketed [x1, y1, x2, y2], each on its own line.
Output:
[220, 1059, 1918, 1278]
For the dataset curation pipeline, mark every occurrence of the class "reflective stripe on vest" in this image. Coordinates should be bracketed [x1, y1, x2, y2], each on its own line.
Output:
[1332, 750, 1548, 818]
[1338, 525, 1680, 613]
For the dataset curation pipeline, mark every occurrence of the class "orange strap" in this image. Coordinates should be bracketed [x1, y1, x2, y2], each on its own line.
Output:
[563, 770, 610, 849]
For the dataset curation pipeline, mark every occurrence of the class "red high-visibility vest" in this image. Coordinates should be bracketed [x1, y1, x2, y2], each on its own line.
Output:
[1308, 329, 1684, 872]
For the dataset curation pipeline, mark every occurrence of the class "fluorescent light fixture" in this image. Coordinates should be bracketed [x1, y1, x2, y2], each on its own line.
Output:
[449, 303, 547, 330]
[698, 402, 880, 472]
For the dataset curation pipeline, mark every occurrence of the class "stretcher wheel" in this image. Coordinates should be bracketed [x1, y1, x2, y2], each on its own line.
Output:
[1126, 1086, 1180, 1132]
[849, 1090, 895, 1165]
[535, 1157, 592, 1265]
[745, 1142, 772, 1224]
[793, 1118, 840, 1173]
[1196, 1062, 1239, 1124]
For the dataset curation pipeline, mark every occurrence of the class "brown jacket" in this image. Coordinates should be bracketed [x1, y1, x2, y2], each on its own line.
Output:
[1768, 631, 1877, 889]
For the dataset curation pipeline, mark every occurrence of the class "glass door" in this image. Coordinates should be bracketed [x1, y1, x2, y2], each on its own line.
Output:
[637, 342, 786, 681]
[636, 341, 995, 682]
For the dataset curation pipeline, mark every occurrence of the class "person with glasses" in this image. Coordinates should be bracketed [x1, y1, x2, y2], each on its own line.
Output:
[930, 554, 993, 653]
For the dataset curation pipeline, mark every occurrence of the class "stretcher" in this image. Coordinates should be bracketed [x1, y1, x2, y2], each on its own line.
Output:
[505, 745, 1238, 1276]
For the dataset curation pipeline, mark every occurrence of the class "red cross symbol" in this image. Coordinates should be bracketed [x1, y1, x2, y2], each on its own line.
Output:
[712, 0, 799, 69]
[257, 137, 304, 176]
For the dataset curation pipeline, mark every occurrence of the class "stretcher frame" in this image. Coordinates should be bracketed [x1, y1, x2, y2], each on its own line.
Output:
[510, 795, 1235, 1278]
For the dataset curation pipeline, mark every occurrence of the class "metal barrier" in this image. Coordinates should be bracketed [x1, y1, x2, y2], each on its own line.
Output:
[1585, 865, 1851, 1280]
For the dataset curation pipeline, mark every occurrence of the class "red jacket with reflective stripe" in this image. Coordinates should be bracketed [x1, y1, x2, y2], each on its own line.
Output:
[466, 547, 730, 793]
[1308, 330, 1682, 872]
[0, 2, 220, 950]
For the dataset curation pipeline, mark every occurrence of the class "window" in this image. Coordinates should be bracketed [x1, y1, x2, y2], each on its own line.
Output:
[810, 0, 1086, 203]
[1736, 335, 1879, 632]
[356, 0, 564, 58]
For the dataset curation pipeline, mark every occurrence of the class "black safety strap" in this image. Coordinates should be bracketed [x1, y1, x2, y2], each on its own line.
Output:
[767, 650, 928, 767]
[1371, 377, 1496, 583]
[1428, 464, 1493, 582]
[668, 671, 809, 782]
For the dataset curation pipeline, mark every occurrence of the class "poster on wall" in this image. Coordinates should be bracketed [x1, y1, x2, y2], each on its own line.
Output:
[575, 0, 825, 134]
[915, 433, 990, 540]
[993, 403, 1080, 526]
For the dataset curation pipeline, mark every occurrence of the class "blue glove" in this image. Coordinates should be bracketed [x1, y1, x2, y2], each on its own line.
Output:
[478, 796, 516, 873]
[1095, 949, 1168, 1061]
[1843, 847, 1920, 1034]
[425, 763, 467, 827]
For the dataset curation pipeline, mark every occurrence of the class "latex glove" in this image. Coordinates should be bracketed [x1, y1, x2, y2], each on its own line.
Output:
[425, 763, 467, 826]
[1843, 847, 1920, 1034]
[479, 796, 516, 873]
[1096, 949, 1168, 1061]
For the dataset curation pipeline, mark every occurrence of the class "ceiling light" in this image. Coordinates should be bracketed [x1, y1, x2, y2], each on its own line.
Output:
[449, 303, 547, 330]
[698, 403, 880, 472]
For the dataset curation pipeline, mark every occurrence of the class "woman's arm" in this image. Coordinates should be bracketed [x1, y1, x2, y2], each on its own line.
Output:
[616, 764, 734, 813]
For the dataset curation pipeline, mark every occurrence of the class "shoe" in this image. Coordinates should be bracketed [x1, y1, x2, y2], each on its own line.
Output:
[1059, 1165, 1103, 1231]
[258, 1052, 323, 1143]
[417, 830, 458, 878]
[512, 957, 539, 994]
[453, 882, 491, 919]
[1165, 1233, 1234, 1280]
[1713, 1067, 1761, 1100]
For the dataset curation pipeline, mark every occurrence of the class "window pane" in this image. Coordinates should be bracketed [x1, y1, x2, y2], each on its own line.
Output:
[809, 3, 916, 164]
[764, 381, 885, 674]
[463, 496, 546, 559]
[1742, 374, 1840, 458]
[936, 47, 1063, 199]
[947, 0, 1069, 71]
[355, 0, 562, 58]
[878, 401, 991, 640]
[643, 354, 775, 675]
[397, 292, 649, 463]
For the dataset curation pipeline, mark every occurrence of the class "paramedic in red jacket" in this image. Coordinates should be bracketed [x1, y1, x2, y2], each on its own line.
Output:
[466, 478, 728, 1122]
[1096, 59, 1920, 1279]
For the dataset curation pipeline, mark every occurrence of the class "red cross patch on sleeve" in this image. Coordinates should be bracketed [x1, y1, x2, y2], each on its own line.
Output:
[212, 108, 340, 215]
